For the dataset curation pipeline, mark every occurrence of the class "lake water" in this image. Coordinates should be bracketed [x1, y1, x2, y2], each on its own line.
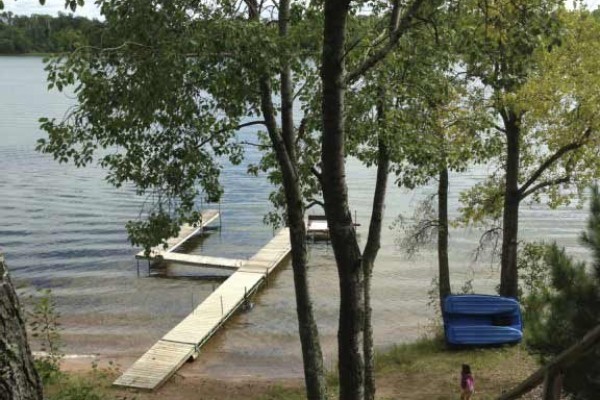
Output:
[0, 56, 590, 378]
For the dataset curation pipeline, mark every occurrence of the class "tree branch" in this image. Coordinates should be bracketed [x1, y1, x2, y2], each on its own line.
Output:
[240, 140, 270, 149]
[345, 0, 425, 85]
[213, 120, 266, 137]
[520, 176, 571, 200]
[296, 117, 307, 144]
[519, 128, 591, 197]
[197, 121, 266, 149]
[235, 120, 267, 130]
[306, 199, 325, 210]
[493, 123, 506, 133]
[311, 166, 322, 182]
[473, 226, 502, 262]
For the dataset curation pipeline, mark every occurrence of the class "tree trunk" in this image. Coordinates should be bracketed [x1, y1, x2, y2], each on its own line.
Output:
[252, 1, 327, 397]
[362, 91, 390, 400]
[496, 324, 600, 400]
[258, 53, 327, 400]
[0, 254, 43, 400]
[437, 165, 451, 309]
[321, 1, 364, 399]
[542, 371, 563, 400]
[500, 110, 521, 299]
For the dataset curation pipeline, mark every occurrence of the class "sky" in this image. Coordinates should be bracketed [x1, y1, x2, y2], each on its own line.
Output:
[2, 0, 103, 19]
[2, 0, 600, 19]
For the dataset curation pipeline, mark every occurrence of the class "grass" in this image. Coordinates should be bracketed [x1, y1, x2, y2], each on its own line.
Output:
[44, 338, 539, 399]
[45, 375, 114, 400]
[256, 386, 306, 400]
[374, 336, 538, 399]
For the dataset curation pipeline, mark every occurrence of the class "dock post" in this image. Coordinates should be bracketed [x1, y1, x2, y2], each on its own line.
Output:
[218, 201, 222, 230]
[136, 260, 140, 277]
[147, 259, 151, 277]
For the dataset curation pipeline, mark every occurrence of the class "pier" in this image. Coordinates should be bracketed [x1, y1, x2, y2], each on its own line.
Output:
[114, 216, 291, 391]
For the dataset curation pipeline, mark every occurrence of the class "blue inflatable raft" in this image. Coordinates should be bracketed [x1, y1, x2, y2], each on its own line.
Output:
[443, 294, 523, 346]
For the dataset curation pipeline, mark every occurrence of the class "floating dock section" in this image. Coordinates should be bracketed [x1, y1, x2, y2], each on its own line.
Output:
[136, 209, 219, 256]
[114, 227, 291, 391]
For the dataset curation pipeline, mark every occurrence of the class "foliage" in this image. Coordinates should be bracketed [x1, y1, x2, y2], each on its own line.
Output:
[524, 186, 600, 399]
[48, 354, 129, 400]
[50, 381, 107, 400]
[256, 386, 306, 400]
[0, 12, 103, 54]
[517, 241, 551, 302]
[392, 194, 439, 258]
[46, 366, 134, 400]
[345, 7, 492, 189]
[36, 0, 285, 252]
[28, 288, 64, 385]
[458, 4, 600, 223]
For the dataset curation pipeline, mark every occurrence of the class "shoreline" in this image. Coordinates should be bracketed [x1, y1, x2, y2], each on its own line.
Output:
[48, 337, 542, 400]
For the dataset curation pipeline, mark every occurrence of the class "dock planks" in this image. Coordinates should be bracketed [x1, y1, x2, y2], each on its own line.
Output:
[135, 209, 220, 259]
[157, 253, 245, 270]
[114, 228, 291, 391]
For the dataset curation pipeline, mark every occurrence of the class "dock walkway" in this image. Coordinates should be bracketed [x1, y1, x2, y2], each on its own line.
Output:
[114, 228, 291, 391]
[135, 209, 220, 259]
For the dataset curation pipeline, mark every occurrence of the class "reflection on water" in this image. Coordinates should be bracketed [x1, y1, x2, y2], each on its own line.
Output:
[0, 56, 590, 378]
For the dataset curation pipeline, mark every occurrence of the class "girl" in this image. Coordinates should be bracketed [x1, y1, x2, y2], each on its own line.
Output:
[461, 364, 475, 399]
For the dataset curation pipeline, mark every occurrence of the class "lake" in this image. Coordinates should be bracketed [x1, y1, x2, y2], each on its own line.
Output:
[0, 56, 589, 378]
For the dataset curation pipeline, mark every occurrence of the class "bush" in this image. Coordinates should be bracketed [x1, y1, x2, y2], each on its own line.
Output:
[27, 288, 63, 384]
[51, 380, 106, 400]
[524, 186, 600, 400]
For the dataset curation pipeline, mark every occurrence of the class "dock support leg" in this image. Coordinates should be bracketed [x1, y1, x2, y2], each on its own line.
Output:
[265, 267, 269, 288]
[219, 202, 222, 230]
[136, 260, 140, 277]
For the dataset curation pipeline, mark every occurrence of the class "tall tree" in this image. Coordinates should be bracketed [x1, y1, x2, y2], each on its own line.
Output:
[457, 1, 600, 298]
[347, 11, 491, 318]
[320, 0, 433, 398]
[0, 254, 43, 400]
[247, 0, 327, 397]
[38, 1, 326, 398]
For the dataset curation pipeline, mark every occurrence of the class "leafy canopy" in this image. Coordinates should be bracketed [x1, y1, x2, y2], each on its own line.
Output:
[458, 4, 600, 225]
[36, 0, 311, 252]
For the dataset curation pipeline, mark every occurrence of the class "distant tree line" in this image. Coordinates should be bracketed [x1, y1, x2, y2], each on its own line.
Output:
[0, 12, 103, 54]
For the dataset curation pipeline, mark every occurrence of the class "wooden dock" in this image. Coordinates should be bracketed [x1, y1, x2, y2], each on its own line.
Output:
[135, 209, 220, 259]
[114, 228, 291, 391]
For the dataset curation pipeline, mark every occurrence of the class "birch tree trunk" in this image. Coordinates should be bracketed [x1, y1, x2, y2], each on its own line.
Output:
[0, 254, 43, 400]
